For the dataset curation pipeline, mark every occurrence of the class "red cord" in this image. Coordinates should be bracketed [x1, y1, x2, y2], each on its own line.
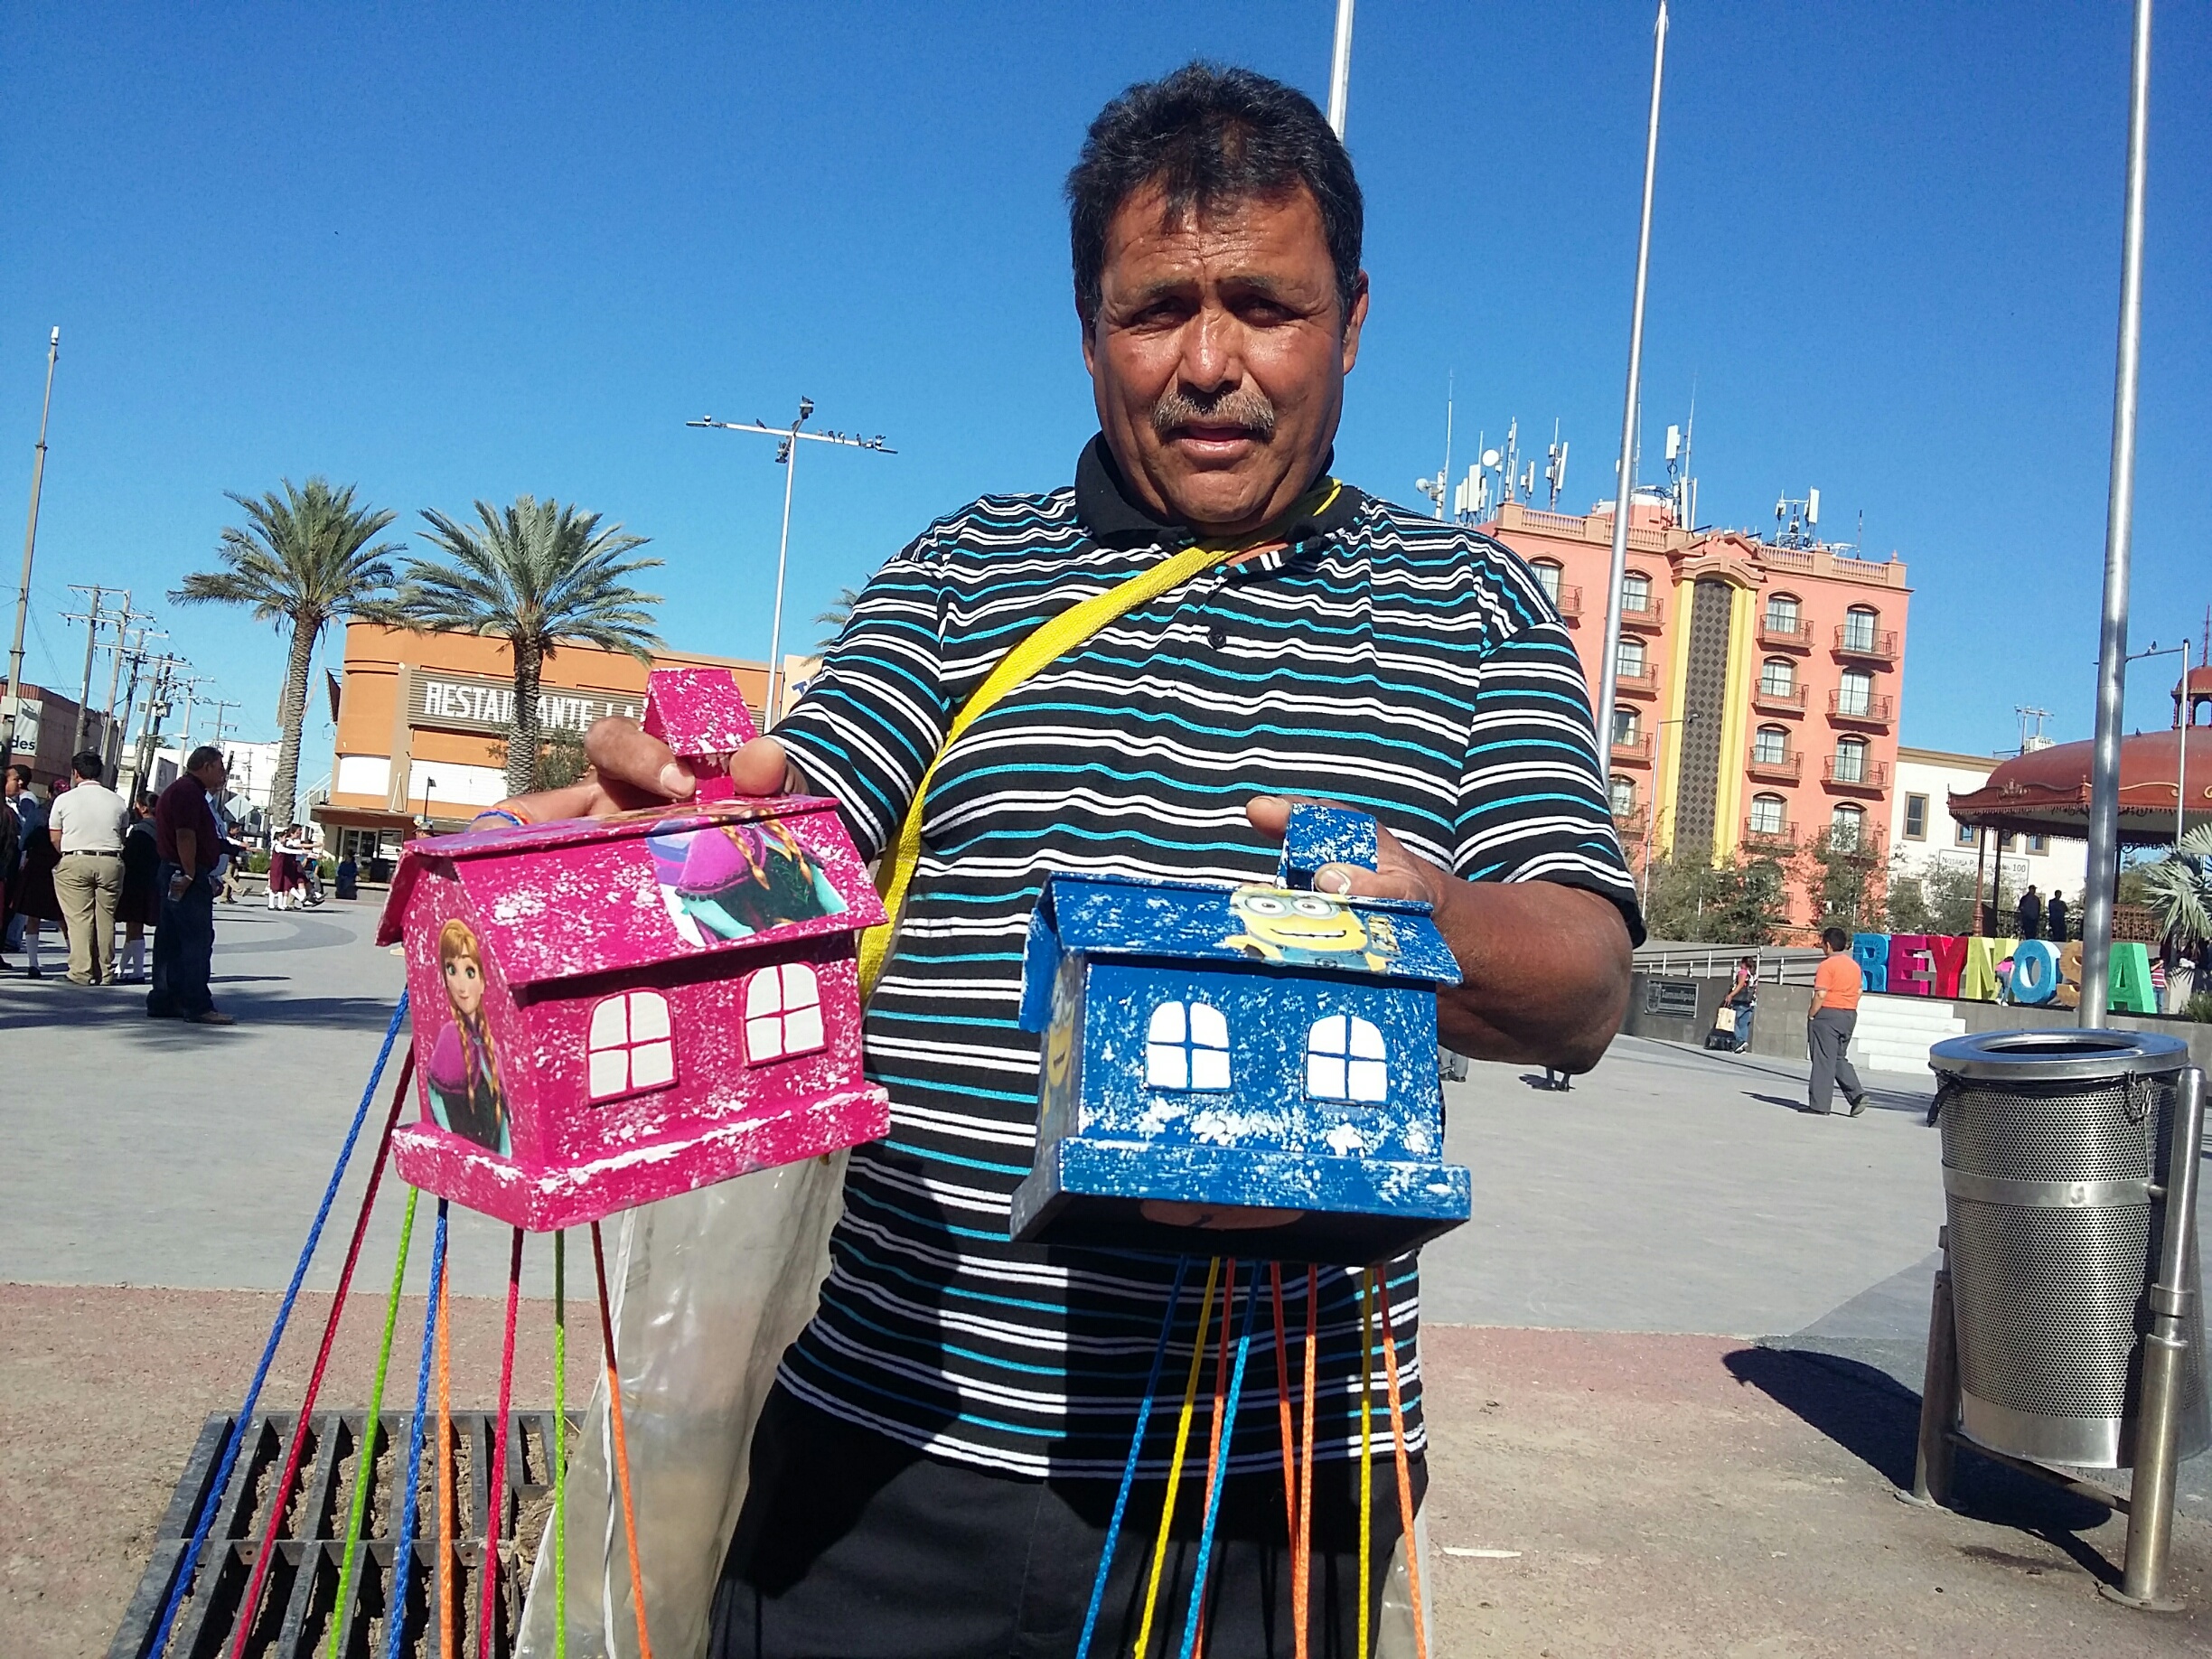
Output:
[436, 1252, 455, 1657]
[226, 1050, 415, 1659]
[479, 1229, 522, 1658]
[592, 1222, 655, 1659]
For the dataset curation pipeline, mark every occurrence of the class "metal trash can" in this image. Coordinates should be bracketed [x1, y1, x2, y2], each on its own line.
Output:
[1927, 1027, 2208, 1469]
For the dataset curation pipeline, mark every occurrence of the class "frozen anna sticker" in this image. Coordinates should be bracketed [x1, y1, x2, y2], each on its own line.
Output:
[646, 818, 847, 947]
[426, 917, 511, 1155]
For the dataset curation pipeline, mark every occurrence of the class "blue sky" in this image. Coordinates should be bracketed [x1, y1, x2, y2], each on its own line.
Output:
[4, 2, 2208, 782]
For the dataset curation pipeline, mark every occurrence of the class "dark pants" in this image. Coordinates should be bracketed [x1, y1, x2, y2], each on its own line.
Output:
[148, 863, 216, 1017]
[1806, 1008, 1863, 1114]
[709, 1384, 1419, 1659]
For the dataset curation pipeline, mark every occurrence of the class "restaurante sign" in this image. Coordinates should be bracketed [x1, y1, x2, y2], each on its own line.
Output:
[408, 670, 644, 737]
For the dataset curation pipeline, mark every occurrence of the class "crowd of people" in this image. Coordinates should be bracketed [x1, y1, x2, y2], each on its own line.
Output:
[3, 745, 339, 1024]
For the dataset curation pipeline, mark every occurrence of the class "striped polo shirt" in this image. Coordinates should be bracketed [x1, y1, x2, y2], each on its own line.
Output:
[771, 437, 1642, 1480]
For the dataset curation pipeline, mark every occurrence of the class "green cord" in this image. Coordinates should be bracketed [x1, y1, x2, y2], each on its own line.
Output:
[328, 1186, 419, 1659]
[552, 1229, 567, 1659]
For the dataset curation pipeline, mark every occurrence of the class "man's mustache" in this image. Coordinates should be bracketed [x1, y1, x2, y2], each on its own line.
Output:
[1151, 387, 1278, 441]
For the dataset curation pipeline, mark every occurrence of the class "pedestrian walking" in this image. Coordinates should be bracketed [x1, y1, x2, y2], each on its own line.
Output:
[1807, 924, 1870, 1117]
[2046, 889, 2069, 943]
[1724, 954, 1758, 1053]
[2016, 884, 2042, 941]
[265, 834, 296, 909]
[47, 750, 127, 985]
[148, 746, 237, 1026]
[117, 793, 160, 983]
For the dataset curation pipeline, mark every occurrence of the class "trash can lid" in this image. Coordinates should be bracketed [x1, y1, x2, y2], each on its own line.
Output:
[1928, 1026, 2191, 1083]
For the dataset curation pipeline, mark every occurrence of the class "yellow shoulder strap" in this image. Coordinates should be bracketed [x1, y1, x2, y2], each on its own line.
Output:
[857, 481, 1341, 997]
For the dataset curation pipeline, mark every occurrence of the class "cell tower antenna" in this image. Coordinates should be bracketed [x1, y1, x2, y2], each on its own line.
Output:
[2014, 705, 2053, 755]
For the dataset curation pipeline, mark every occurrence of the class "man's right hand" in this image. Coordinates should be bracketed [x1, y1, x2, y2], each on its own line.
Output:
[481, 717, 802, 828]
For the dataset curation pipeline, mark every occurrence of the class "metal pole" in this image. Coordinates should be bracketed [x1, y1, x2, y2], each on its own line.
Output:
[1326, 0, 1356, 138]
[1906, 1226, 1959, 1508]
[764, 430, 799, 726]
[2080, 0, 2154, 1026]
[1594, 0, 1670, 791]
[2178, 640, 2189, 849]
[6, 327, 60, 708]
[68, 586, 106, 756]
[2104, 1064, 2204, 1611]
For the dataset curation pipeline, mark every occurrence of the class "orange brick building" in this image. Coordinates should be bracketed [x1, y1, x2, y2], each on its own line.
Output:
[1483, 496, 1912, 928]
[314, 624, 769, 861]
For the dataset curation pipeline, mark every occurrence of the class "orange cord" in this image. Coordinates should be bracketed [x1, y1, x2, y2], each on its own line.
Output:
[436, 1256, 455, 1658]
[591, 1223, 655, 1659]
[1294, 1267, 1317, 1659]
[1191, 1258, 1237, 1658]
[1270, 1264, 1295, 1529]
[1373, 1276, 1429, 1659]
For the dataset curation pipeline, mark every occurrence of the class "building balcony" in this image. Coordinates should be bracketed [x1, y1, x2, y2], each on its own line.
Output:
[1549, 583, 1583, 621]
[1822, 757, 1892, 793]
[1757, 615, 1814, 651]
[1827, 690, 1895, 726]
[1619, 594, 1665, 631]
[1611, 733, 1654, 766]
[1745, 746, 1802, 783]
[1614, 811, 1647, 844]
[1752, 683, 1807, 716]
[1823, 824, 1888, 860]
[1742, 818, 1797, 852]
[1833, 624, 1900, 663]
[1615, 666, 1662, 699]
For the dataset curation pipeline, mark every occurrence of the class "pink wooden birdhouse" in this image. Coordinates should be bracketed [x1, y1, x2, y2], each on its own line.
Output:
[375, 668, 890, 1230]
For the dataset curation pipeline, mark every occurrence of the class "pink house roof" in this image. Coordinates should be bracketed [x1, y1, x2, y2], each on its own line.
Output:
[376, 794, 886, 989]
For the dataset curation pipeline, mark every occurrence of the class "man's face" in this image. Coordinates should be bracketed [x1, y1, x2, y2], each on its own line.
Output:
[3, 773, 17, 799]
[1083, 183, 1367, 537]
[192, 761, 229, 793]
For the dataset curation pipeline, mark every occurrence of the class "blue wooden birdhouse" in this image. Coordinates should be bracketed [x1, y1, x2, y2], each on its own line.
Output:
[1011, 806, 1473, 1265]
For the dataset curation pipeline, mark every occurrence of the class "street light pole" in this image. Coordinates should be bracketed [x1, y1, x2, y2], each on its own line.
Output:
[1595, 1, 1671, 792]
[2080, 0, 2155, 1027]
[6, 327, 60, 714]
[689, 403, 895, 726]
[1326, 0, 1356, 138]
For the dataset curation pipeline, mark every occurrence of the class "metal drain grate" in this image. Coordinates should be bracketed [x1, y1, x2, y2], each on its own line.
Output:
[111, 1411, 569, 1659]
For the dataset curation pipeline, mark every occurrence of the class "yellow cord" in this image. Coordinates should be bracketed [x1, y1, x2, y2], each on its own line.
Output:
[1357, 1270, 1374, 1659]
[858, 483, 1344, 998]
[1134, 1256, 1222, 1659]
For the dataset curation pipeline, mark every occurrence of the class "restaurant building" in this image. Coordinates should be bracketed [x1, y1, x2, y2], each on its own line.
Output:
[313, 624, 774, 864]
[1483, 495, 1913, 929]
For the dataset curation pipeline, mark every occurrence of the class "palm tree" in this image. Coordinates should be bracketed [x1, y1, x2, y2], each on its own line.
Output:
[814, 586, 864, 654]
[395, 496, 663, 795]
[172, 477, 403, 830]
[2137, 825, 2212, 947]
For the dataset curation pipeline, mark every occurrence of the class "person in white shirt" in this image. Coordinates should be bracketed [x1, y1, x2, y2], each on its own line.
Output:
[47, 750, 129, 985]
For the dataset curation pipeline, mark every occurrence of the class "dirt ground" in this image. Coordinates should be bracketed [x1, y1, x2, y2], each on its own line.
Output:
[5, 1286, 2206, 1658]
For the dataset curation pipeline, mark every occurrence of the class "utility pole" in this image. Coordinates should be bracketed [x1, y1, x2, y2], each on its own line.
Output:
[689, 401, 895, 724]
[6, 326, 61, 717]
[178, 675, 214, 749]
[1326, 0, 1356, 138]
[130, 656, 187, 796]
[62, 584, 111, 756]
[96, 597, 151, 769]
[108, 624, 164, 786]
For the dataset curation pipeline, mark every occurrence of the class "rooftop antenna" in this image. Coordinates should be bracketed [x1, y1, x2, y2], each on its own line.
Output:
[1326, 0, 1355, 137]
[1413, 374, 1454, 520]
[1544, 421, 1569, 510]
[2014, 705, 2053, 755]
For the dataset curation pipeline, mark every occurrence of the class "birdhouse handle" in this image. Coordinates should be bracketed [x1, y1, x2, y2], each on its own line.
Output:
[642, 668, 763, 803]
[1277, 804, 1380, 888]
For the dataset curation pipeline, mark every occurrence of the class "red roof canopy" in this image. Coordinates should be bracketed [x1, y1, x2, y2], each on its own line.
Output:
[1947, 727, 2212, 843]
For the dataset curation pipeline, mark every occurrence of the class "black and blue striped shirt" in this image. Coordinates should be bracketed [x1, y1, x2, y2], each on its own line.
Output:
[771, 437, 1641, 1479]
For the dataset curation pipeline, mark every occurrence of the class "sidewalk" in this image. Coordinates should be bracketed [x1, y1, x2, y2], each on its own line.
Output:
[2, 908, 2206, 1654]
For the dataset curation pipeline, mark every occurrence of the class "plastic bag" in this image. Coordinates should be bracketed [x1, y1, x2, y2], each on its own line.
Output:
[515, 1151, 848, 1659]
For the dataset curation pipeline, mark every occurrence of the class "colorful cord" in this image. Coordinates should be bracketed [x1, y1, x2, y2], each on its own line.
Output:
[146, 993, 408, 1659]
[553, 1231, 568, 1659]
[591, 1222, 654, 1659]
[1175, 1268, 1261, 1659]
[327, 1186, 419, 1659]
[1373, 1274, 1429, 1659]
[480, 1228, 524, 1659]
[385, 1197, 449, 1659]
[1134, 1256, 1221, 1658]
[1356, 1270, 1375, 1659]
[436, 1250, 455, 1656]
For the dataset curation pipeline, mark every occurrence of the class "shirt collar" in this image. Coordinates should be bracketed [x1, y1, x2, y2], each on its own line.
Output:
[1073, 434, 1361, 549]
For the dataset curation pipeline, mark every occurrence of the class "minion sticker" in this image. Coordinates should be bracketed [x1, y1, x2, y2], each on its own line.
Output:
[1220, 886, 1399, 972]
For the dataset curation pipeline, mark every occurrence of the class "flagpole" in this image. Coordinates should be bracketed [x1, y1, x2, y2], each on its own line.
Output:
[2078, 0, 2154, 1026]
[1595, 2, 1669, 793]
[1326, 0, 1355, 138]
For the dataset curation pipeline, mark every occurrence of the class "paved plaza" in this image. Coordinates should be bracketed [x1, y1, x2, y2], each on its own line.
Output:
[2, 901, 2207, 1654]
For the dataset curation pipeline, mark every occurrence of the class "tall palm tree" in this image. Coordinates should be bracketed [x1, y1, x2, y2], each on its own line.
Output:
[2138, 825, 2212, 947]
[172, 477, 403, 830]
[814, 585, 864, 653]
[396, 496, 663, 795]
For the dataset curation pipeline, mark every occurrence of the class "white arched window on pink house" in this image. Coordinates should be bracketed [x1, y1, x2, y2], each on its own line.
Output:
[586, 990, 677, 1101]
[745, 963, 826, 1064]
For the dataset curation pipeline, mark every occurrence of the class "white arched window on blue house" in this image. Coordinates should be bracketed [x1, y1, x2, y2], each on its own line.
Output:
[1307, 1015, 1388, 1103]
[1145, 1001, 1231, 1091]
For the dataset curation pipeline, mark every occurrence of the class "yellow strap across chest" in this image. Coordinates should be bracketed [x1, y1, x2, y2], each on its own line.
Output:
[855, 481, 1341, 998]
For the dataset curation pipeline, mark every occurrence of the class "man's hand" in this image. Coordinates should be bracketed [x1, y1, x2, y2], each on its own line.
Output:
[1245, 794, 1633, 1073]
[482, 717, 804, 827]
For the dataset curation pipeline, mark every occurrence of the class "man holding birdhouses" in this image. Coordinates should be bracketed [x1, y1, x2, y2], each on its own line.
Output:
[492, 61, 1639, 1657]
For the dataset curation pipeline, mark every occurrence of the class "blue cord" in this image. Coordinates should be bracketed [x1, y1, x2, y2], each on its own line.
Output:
[1176, 1267, 1261, 1659]
[146, 993, 409, 1657]
[1073, 1256, 1192, 1659]
[386, 1197, 448, 1659]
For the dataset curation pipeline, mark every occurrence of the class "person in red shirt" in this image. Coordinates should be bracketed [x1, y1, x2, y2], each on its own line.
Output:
[148, 746, 236, 1026]
[1806, 925, 1868, 1116]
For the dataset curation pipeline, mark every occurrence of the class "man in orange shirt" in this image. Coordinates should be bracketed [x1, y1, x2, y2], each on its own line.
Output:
[1807, 924, 1870, 1116]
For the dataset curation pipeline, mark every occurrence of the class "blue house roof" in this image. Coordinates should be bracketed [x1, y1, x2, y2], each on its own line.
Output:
[1020, 871, 1460, 1031]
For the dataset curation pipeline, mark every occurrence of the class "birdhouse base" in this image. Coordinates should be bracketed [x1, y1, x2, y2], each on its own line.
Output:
[389, 1085, 889, 1232]
[1010, 1139, 1471, 1266]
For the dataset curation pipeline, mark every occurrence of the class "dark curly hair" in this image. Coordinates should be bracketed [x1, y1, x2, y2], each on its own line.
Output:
[1066, 62, 1363, 331]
